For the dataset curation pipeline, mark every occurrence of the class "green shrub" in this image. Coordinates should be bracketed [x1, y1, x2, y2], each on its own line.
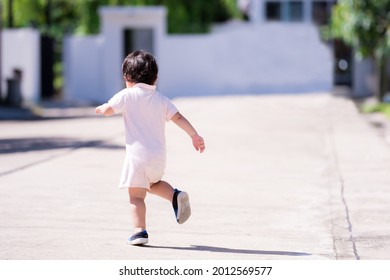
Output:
[362, 103, 390, 119]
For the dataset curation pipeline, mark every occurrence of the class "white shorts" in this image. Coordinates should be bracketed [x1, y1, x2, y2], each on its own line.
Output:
[118, 152, 165, 189]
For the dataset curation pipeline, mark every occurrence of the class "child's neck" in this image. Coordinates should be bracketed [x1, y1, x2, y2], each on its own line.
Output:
[125, 81, 137, 88]
[125, 81, 156, 88]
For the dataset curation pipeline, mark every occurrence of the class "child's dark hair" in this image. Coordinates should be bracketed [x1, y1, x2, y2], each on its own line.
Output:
[122, 50, 158, 85]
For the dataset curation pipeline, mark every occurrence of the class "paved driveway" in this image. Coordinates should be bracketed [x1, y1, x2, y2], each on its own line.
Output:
[0, 93, 389, 260]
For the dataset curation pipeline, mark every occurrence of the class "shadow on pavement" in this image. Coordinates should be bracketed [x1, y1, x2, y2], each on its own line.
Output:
[0, 137, 123, 154]
[144, 245, 311, 257]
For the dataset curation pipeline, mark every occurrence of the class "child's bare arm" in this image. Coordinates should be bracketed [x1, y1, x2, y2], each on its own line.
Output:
[95, 103, 115, 117]
[171, 112, 205, 153]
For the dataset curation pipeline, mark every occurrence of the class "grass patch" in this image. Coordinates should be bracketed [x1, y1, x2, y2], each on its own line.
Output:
[361, 103, 390, 119]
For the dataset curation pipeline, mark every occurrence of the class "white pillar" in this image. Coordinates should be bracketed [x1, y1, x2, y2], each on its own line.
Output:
[303, 0, 312, 23]
[99, 6, 166, 101]
[249, 0, 265, 23]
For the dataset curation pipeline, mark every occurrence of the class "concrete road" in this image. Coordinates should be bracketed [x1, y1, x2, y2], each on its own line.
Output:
[0, 93, 389, 260]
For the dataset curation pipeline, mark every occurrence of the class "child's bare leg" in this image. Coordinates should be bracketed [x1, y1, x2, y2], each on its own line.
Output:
[128, 187, 147, 232]
[149, 180, 174, 201]
[149, 180, 191, 224]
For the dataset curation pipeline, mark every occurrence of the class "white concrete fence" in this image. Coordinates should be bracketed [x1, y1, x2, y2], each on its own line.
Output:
[63, 6, 334, 103]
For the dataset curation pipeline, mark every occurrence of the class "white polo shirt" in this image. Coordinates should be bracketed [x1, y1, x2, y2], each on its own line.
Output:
[108, 83, 178, 188]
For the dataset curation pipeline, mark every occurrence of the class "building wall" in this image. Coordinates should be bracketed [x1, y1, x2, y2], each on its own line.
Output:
[1, 28, 41, 103]
[352, 57, 375, 98]
[250, 0, 335, 23]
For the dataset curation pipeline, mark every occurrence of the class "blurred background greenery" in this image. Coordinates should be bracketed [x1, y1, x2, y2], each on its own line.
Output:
[1, 0, 241, 35]
[326, 0, 390, 102]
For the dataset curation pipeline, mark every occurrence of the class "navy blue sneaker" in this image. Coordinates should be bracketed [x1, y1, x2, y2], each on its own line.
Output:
[172, 189, 191, 224]
[127, 230, 148, 245]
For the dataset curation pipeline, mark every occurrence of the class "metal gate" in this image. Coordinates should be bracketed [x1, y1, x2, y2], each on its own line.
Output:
[40, 35, 55, 99]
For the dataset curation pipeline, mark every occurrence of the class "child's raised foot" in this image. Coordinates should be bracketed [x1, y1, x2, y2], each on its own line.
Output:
[172, 189, 191, 224]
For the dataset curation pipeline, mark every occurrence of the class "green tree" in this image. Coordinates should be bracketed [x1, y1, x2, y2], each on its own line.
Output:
[74, 0, 240, 35]
[2, 0, 240, 40]
[1, 0, 78, 38]
[329, 0, 390, 101]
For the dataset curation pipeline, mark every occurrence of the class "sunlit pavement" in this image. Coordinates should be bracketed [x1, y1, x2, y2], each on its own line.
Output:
[1, 92, 389, 260]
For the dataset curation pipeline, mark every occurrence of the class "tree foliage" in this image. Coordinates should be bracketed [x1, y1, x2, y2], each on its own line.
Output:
[1, 0, 78, 39]
[328, 0, 390, 101]
[75, 0, 240, 34]
[1, 0, 241, 35]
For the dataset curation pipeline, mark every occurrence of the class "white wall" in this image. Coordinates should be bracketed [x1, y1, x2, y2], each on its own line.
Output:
[63, 35, 103, 102]
[158, 22, 333, 97]
[1, 28, 41, 103]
